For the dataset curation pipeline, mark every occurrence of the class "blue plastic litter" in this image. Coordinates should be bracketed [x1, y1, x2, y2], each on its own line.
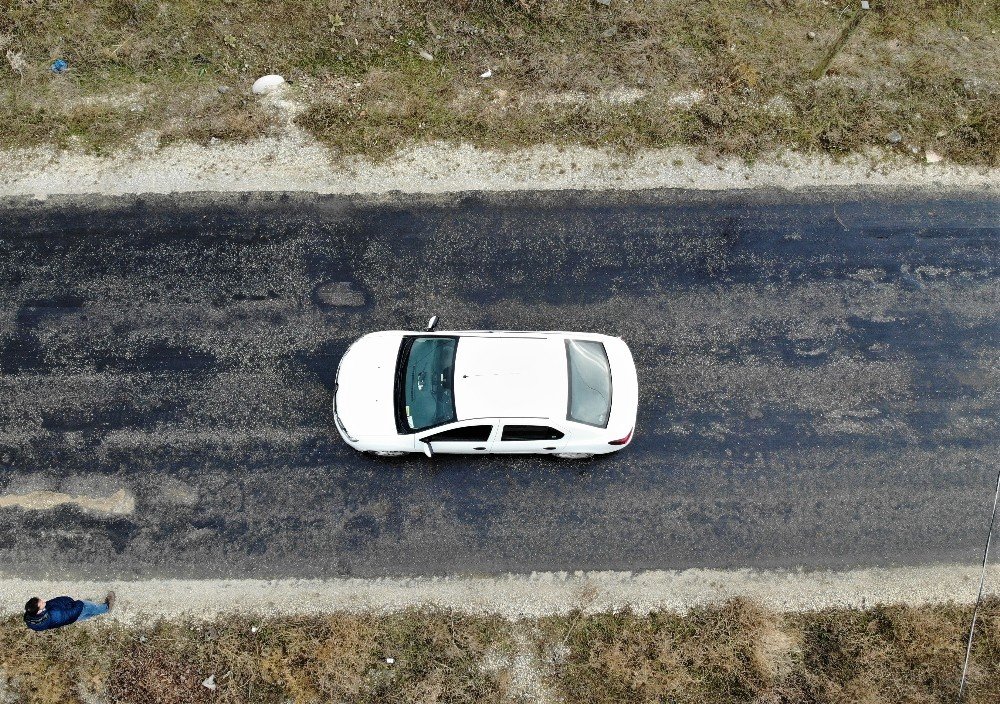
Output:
[51, 59, 68, 73]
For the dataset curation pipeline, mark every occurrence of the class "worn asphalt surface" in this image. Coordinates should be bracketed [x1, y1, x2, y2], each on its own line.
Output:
[0, 189, 996, 580]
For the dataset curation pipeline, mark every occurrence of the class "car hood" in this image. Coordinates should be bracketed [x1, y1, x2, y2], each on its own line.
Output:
[335, 332, 403, 438]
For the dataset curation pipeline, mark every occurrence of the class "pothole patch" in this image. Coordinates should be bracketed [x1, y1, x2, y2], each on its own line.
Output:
[315, 281, 366, 307]
[0, 488, 134, 515]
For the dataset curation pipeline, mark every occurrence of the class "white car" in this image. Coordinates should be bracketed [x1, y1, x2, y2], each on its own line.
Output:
[333, 318, 637, 458]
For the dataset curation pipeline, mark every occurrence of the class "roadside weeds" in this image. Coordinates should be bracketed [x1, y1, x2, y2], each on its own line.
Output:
[2, 598, 999, 703]
[1, 0, 998, 165]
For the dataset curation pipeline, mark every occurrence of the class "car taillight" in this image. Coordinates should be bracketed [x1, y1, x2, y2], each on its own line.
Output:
[609, 429, 633, 446]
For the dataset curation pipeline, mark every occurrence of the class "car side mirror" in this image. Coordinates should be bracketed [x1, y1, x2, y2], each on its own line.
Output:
[421, 439, 434, 457]
[426, 315, 438, 332]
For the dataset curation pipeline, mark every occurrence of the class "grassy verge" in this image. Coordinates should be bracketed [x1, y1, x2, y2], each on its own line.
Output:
[1, 599, 999, 703]
[1, 0, 997, 164]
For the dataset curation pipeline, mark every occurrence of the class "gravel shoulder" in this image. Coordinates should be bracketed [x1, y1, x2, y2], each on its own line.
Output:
[2, 140, 998, 198]
[2, 564, 997, 621]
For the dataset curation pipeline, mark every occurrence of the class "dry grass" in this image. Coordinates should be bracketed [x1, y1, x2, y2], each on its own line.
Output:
[1, 0, 997, 163]
[538, 598, 790, 703]
[1, 600, 1000, 703]
[792, 602, 1000, 703]
[0, 609, 513, 703]
[536, 598, 1000, 704]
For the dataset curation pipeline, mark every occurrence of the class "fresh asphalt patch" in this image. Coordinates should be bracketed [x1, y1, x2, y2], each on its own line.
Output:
[0, 188, 997, 580]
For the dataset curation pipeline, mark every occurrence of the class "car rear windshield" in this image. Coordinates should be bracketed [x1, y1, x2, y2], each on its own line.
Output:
[566, 339, 612, 428]
[396, 336, 458, 431]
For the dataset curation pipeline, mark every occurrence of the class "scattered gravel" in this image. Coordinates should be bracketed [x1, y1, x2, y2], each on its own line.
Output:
[1, 138, 996, 198]
[1, 564, 996, 622]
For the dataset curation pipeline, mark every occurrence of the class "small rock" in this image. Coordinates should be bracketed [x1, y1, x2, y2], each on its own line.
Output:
[6, 49, 27, 75]
[925, 150, 943, 164]
[935, 130, 947, 138]
[251, 626, 258, 633]
[129, 104, 143, 113]
[601, 26, 618, 38]
[480, 68, 492, 79]
[886, 130, 902, 144]
[251, 74, 285, 94]
[209, 136, 220, 145]
[418, 49, 433, 61]
[217, 85, 231, 94]
[909, 145, 920, 155]
[807, 31, 817, 40]
[386, 657, 395, 664]
[667, 89, 705, 108]
[860, 0, 870, 8]
[595, 0, 611, 6]
[202, 675, 217, 691]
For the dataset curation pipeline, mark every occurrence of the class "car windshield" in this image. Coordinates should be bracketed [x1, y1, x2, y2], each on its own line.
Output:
[398, 336, 458, 431]
[566, 339, 612, 427]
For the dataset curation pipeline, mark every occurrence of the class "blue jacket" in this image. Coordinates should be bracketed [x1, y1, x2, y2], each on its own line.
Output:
[24, 596, 84, 631]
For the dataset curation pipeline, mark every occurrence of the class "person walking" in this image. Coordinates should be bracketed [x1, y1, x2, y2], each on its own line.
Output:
[23, 591, 116, 631]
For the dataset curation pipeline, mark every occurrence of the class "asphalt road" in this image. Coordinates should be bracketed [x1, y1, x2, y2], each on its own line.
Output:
[0, 189, 997, 580]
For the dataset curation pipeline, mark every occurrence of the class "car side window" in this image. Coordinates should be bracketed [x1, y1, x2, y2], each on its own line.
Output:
[501, 425, 564, 442]
[425, 425, 493, 443]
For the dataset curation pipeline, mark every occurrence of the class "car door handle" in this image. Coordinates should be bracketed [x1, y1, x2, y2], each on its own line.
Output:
[474, 447, 486, 450]
[543, 447, 556, 450]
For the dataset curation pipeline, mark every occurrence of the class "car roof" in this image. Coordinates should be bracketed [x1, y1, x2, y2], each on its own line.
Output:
[453, 335, 568, 422]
